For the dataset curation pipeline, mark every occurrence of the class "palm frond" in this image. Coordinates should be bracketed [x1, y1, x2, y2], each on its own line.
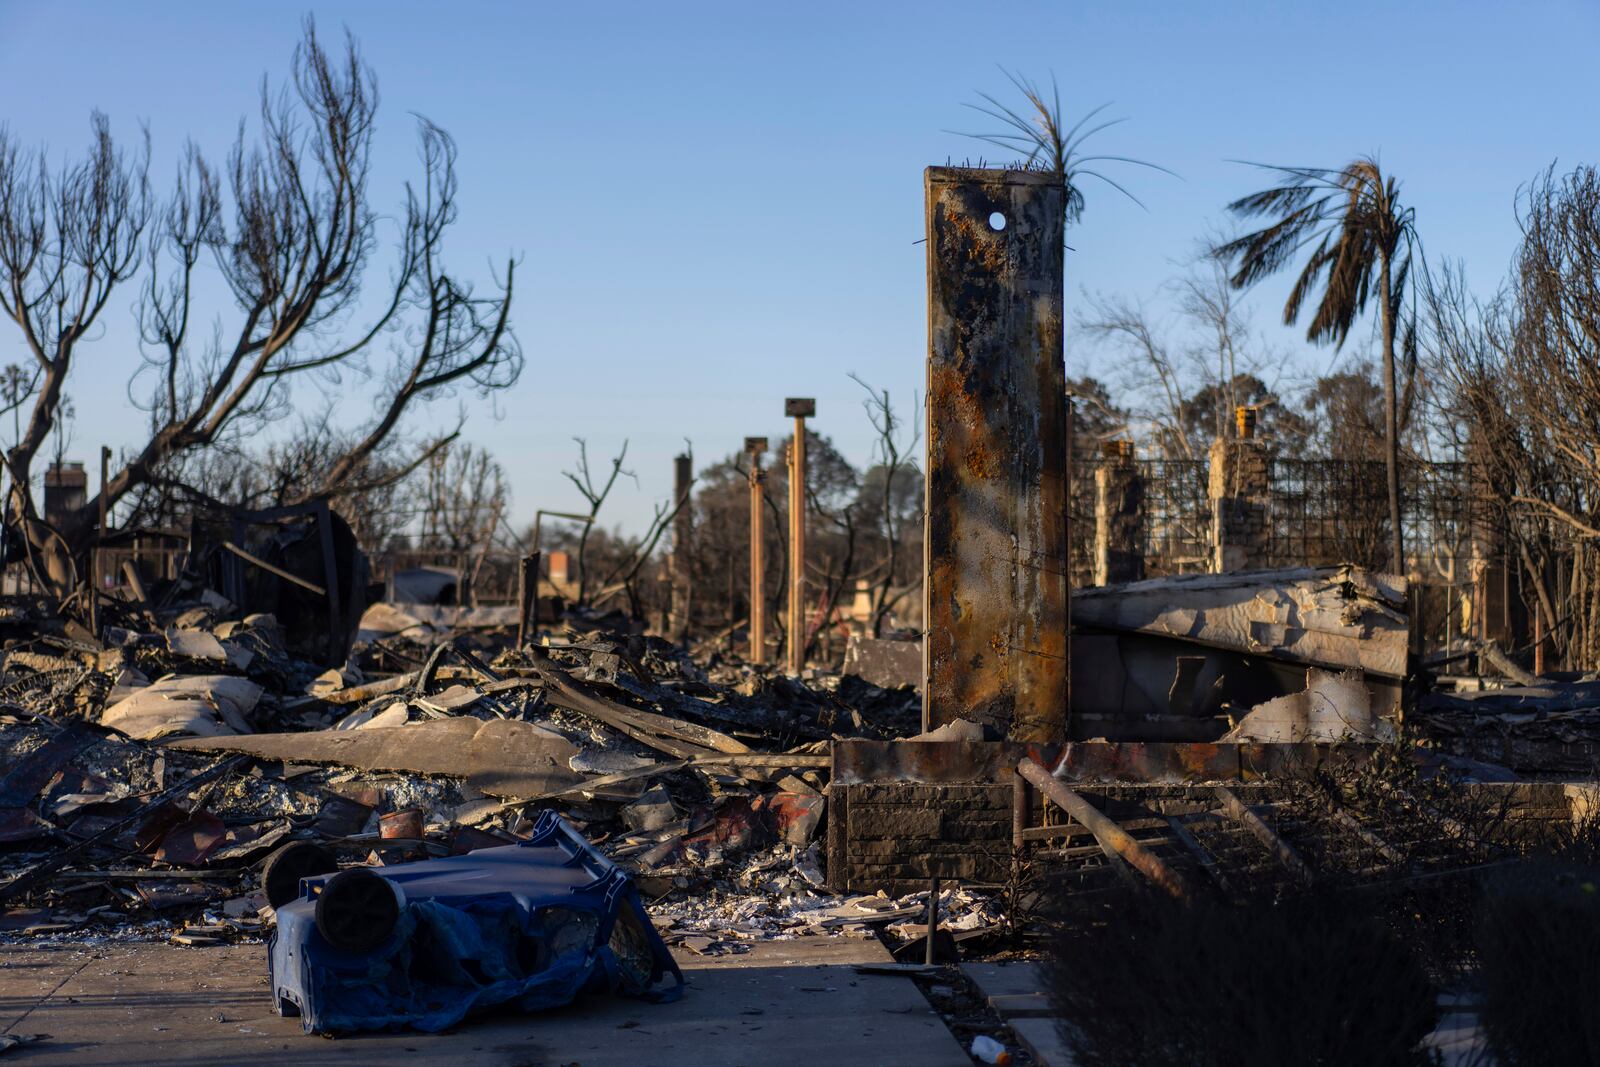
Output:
[1397, 310, 1419, 431]
[955, 69, 1171, 225]
[1215, 200, 1333, 287]
[1284, 233, 1334, 324]
[1220, 158, 1419, 357]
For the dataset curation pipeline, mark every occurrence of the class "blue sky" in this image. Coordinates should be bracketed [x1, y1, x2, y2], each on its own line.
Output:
[1, 1, 1594, 532]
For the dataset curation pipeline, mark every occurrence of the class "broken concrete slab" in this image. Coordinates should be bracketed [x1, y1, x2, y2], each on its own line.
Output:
[0, 937, 969, 1066]
[962, 963, 1070, 1065]
[842, 635, 922, 691]
[169, 717, 584, 800]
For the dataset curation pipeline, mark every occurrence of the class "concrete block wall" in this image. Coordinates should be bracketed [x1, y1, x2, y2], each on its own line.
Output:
[828, 782, 1014, 895]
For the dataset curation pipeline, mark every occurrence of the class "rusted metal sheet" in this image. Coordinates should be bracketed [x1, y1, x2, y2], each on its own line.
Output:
[831, 738, 1370, 786]
[923, 167, 1068, 741]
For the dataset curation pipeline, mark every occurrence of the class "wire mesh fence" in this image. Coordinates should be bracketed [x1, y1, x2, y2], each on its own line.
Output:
[1069, 455, 1497, 580]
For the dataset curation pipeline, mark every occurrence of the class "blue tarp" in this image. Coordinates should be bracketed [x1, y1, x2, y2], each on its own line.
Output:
[269, 811, 682, 1034]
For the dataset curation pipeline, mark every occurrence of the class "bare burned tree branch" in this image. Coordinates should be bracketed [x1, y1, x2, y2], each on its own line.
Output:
[563, 437, 632, 603]
[0, 20, 522, 594]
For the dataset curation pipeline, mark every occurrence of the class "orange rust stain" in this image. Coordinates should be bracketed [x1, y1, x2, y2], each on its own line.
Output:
[946, 208, 1006, 273]
[964, 441, 1000, 480]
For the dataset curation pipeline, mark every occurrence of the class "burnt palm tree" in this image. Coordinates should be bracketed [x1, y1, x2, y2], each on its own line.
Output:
[957, 70, 1172, 227]
[1217, 159, 1419, 573]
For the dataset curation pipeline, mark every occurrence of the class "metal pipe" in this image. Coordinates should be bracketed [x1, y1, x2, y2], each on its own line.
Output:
[1535, 600, 1545, 676]
[219, 540, 327, 597]
[788, 415, 805, 673]
[1212, 786, 1313, 885]
[1012, 773, 1029, 852]
[671, 453, 693, 643]
[745, 438, 768, 664]
[1016, 757, 1190, 901]
[924, 876, 940, 966]
[517, 552, 539, 647]
[1064, 391, 1074, 741]
[1011, 773, 1030, 891]
[92, 445, 110, 637]
[784, 399, 814, 674]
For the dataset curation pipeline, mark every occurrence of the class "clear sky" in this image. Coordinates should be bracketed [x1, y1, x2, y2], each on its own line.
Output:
[1, 1, 1594, 533]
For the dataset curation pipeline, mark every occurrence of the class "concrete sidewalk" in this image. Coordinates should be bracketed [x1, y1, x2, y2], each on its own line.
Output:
[0, 936, 968, 1066]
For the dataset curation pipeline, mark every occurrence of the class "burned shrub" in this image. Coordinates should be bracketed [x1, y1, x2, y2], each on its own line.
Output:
[1043, 893, 1440, 1067]
[1477, 861, 1600, 1065]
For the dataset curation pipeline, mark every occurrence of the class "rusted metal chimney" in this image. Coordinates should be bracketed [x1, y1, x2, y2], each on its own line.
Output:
[923, 168, 1067, 742]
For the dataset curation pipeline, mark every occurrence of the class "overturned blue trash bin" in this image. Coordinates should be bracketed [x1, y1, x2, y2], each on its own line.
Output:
[269, 810, 683, 1034]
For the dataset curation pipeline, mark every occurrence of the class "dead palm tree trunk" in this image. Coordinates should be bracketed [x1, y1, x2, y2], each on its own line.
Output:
[1379, 250, 1404, 573]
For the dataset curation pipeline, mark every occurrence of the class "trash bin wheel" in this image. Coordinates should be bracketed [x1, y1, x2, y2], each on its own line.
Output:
[261, 841, 338, 909]
[314, 868, 402, 954]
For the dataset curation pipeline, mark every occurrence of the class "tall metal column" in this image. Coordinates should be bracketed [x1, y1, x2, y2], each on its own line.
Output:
[785, 398, 814, 674]
[923, 167, 1067, 742]
[745, 436, 768, 663]
[669, 452, 693, 643]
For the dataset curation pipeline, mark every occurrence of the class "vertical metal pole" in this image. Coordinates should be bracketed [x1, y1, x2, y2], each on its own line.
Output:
[789, 418, 804, 673]
[784, 399, 814, 675]
[1065, 392, 1074, 741]
[671, 453, 693, 644]
[92, 446, 109, 637]
[924, 876, 941, 966]
[315, 499, 344, 661]
[1011, 773, 1030, 889]
[517, 552, 538, 647]
[746, 438, 768, 664]
[1535, 600, 1545, 676]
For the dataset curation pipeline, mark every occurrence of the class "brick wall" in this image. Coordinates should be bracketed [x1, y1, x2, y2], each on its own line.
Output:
[828, 782, 1014, 896]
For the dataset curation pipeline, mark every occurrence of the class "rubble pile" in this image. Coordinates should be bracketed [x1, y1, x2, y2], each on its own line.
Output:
[0, 589, 937, 949]
[1420, 677, 1600, 775]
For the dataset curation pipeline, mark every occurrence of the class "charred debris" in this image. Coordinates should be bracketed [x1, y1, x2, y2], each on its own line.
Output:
[0, 165, 1595, 1054]
[1, 167, 1596, 972]
[0, 547, 940, 952]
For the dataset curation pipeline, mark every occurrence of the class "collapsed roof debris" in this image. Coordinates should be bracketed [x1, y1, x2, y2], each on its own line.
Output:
[1070, 564, 1410, 741]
